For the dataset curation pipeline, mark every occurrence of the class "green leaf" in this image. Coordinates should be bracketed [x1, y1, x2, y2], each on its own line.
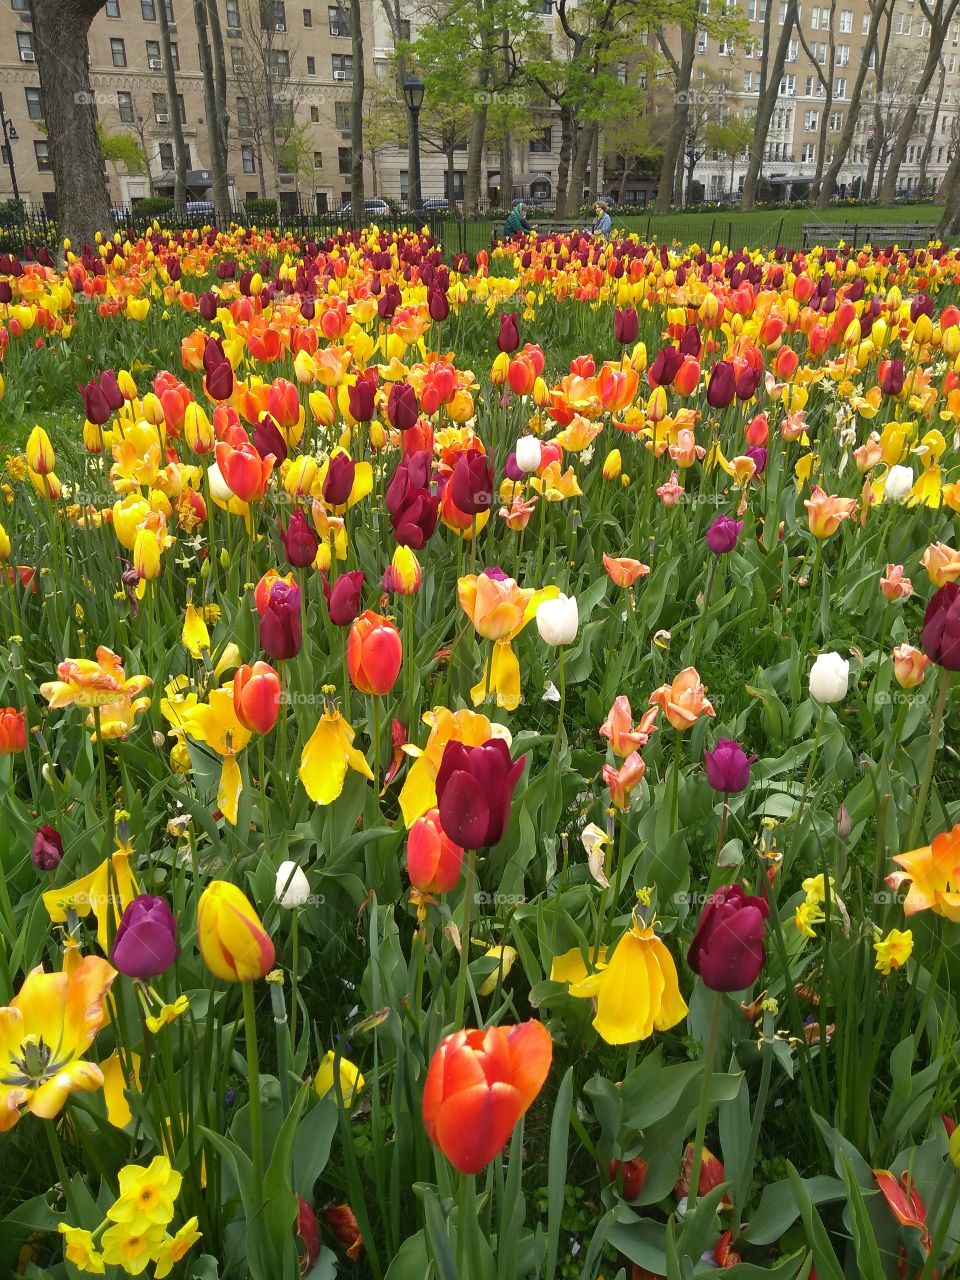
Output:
[544, 1067, 574, 1280]
[839, 1153, 885, 1280]
[743, 1176, 846, 1245]
[785, 1162, 845, 1280]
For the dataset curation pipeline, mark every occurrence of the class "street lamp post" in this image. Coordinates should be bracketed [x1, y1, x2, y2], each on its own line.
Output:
[0, 96, 20, 204]
[403, 74, 425, 216]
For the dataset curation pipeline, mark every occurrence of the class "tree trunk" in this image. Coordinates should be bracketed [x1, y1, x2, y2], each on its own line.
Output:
[555, 104, 573, 217]
[617, 160, 630, 204]
[379, 0, 417, 209]
[206, 0, 231, 216]
[654, 25, 694, 213]
[159, 0, 189, 215]
[446, 145, 457, 205]
[350, 0, 364, 222]
[501, 127, 514, 206]
[588, 124, 600, 201]
[566, 118, 594, 211]
[810, 0, 836, 201]
[816, 0, 886, 208]
[29, 0, 112, 248]
[879, 16, 953, 204]
[741, 0, 798, 210]
[194, 0, 229, 222]
[462, 80, 488, 217]
[938, 147, 960, 233]
[673, 142, 684, 206]
[918, 58, 945, 195]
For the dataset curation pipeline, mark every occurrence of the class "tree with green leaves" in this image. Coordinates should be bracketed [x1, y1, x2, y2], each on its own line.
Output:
[705, 112, 754, 198]
[98, 125, 150, 192]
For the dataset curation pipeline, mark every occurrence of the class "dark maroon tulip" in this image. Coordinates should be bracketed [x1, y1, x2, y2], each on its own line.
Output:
[648, 345, 683, 389]
[325, 570, 364, 626]
[0, 281, 11, 305]
[614, 306, 639, 345]
[279, 509, 319, 569]
[31, 824, 63, 870]
[688, 884, 768, 991]
[706, 360, 736, 409]
[435, 739, 526, 849]
[239, 270, 254, 296]
[428, 287, 449, 322]
[378, 282, 402, 320]
[166, 256, 182, 282]
[347, 377, 376, 423]
[300, 299, 316, 320]
[322, 452, 356, 506]
[79, 379, 112, 425]
[387, 382, 419, 432]
[388, 480, 438, 548]
[705, 514, 743, 555]
[198, 290, 218, 321]
[704, 739, 756, 795]
[111, 894, 178, 979]
[253, 415, 287, 465]
[98, 370, 125, 411]
[879, 359, 905, 397]
[922, 583, 960, 670]
[260, 580, 303, 659]
[450, 449, 494, 516]
[735, 363, 762, 401]
[204, 339, 234, 401]
[497, 311, 520, 353]
[745, 445, 767, 475]
[910, 293, 934, 321]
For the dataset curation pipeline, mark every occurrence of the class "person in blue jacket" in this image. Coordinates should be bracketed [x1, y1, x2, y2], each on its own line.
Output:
[503, 200, 532, 236]
[591, 198, 613, 237]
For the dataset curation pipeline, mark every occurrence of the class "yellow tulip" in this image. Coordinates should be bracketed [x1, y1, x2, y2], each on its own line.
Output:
[0, 522, 9, 562]
[197, 880, 275, 982]
[26, 426, 55, 476]
[314, 1050, 365, 1104]
[299, 703, 374, 805]
[133, 527, 163, 581]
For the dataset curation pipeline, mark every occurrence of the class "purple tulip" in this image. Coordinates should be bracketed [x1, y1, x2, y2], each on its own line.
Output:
[745, 445, 767, 476]
[922, 582, 960, 670]
[31, 824, 63, 870]
[322, 453, 356, 506]
[435, 739, 526, 849]
[704, 739, 757, 795]
[260, 580, 303, 659]
[705, 514, 743, 555]
[111, 894, 178, 979]
[706, 360, 736, 409]
[278, 509, 319, 569]
[326, 570, 364, 626]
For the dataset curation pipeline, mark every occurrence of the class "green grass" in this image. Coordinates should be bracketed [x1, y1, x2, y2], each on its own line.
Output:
[442, 202, 946, 261]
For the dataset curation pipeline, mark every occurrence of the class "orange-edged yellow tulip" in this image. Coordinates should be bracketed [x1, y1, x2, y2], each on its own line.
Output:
[920, 541, 960, 588]
[887, 824, 960, 921]
[649, 667, 715, 731]
[40, 645, 152, 710]
[26, 426, 55, 475]
[198, 880, 274, 981]
[0, 955, 117, 1130]
[458, 572, 534, 641]
[562, 920, 687, 1045]
[299, 702, 374, 805]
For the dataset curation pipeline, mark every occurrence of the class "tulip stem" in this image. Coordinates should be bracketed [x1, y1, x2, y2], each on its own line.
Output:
[290, 908, 300, 1054]
[456, 1172, 474, 1280]
[798, 539, 823, 660]
[906, 665, 951, 849]
[241, 981, 264, 1188]
[92, 708, 113, 850]
[686, 988, 723, 1216]
[670, 730, 683, 836]
[784, 704, 827, 880]
[453, 848, 477, 1030]
[732, 1011, 774, 1239]
[44, 1119, 82, 1223]
[555, 646, 566, 758]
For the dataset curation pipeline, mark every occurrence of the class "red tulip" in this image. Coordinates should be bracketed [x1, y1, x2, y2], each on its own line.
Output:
[435, 738, 525, 850]
[278, 509, 319, 568]
[497, 311, 520, 353]
[422, 1021, 553, 1173]
[0, 707, 26, 753]
[322, 453, 356, 506]
[233, 661, 281, 734]
[215, 441, 273, 502]
[325, 570, 364, 626]
[347, 610, 402, 695]
[407, 808, 464, 893]
[387, 382, 420, 431]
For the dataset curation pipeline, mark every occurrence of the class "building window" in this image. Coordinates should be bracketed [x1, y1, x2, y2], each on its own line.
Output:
[153, 91, 168, 121]
[169, 43, 179, 69]
[804, 109, 818, 131]
[146, 39, 161, 65]
[273, 49, 290, 76]
[24, 87, 43, 121]
[314, 150, 323, 168]
[16, 31, 35, 60]
[332, 53, 353, 78]
[141, 0, 156, 16]
[802, 142, 816, 162]
[329, 5, 351, 35]
[158, 142, 174, 169]
[338, 146, 351, 173]
[226, 0, 240, 25]
[266, 1, 286, 30]
[10, 0, 29, 9]
[839, 8, 852, 30]
[698, 33, 708, 53]
[829, 111, 843, 130]
[303, 6, 312, 23]
[242, 145, 256, 173]
[444, 170, 465, 199]
[399, 169, 408, 198]
[307, 55, 316, 73]
[237, 96, 251, 127]
[117, 90, 134, 122]
[111, 38, 127, 67]
[34, 139, 51, 171]
[106, 0, 121, 16]
[335, 101, 351, 129]
[836, 44, 849, 67]
[778, 74, 795, 95]
[834, 77, 846, 98]
[529, 126, 552, 153]
[231, 46, 244, 73]
[310, 105, 320, 122]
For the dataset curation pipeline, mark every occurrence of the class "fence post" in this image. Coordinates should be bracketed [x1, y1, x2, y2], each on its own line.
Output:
[708, 217, 716, 248]
[776, 216, 784, 248]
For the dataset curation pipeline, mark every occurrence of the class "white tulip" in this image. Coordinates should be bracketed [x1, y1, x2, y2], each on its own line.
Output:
[536, 593, 579, 646]
[809, 652, 849, 704]
[581, 822, 612, 888]
[275, 860, 310, 909]
[884, 465, 913, 502]
[515, 435, 542, 473]
[207, 461, 233, 502]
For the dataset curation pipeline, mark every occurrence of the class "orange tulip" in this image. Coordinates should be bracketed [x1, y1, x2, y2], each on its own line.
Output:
[804, 486, 856, 538]
[879, 564, 913, 602]
[920, 542, 960, 588]
[892, 644, 931, 689]
[458, 572, 534, 641]
[887, 824, 960, 920]
[214, 441, 274, 502]
[422, 1021, 553, 1173]
[233, 661, 281, 734]
[602, 554, 650, 588]
[600, 696, 659, 758]
[649, 667, 715, 731]
[602, 752, 647, 810]
[347, 610, 402, 695]
[0, 706, 26, 753]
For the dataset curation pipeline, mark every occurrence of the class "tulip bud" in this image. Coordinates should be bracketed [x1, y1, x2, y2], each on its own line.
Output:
[602, 449, 622, 481]
[234, 661, 281, 733]
[884, 465, 913, 503]
[275, 860, 310, 908]
[383, 545, 422, 595]
[407, 808, 464, 893]
[536, 593, 579, 646]
[704, 739, 756, 795]
[314, 1050, 365, 1104]
[112, 894, 179, 978]
[688, 885, 768, 991]
[26, 426, 55, 476]
[31, 823, 63, 870]
[514, 435, 542, 474]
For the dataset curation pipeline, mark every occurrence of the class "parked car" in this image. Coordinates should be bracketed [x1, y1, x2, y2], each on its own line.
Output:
[185, 200, 216, 220]
[420, 197, 456, 212]
[338, 198, 392, 218]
